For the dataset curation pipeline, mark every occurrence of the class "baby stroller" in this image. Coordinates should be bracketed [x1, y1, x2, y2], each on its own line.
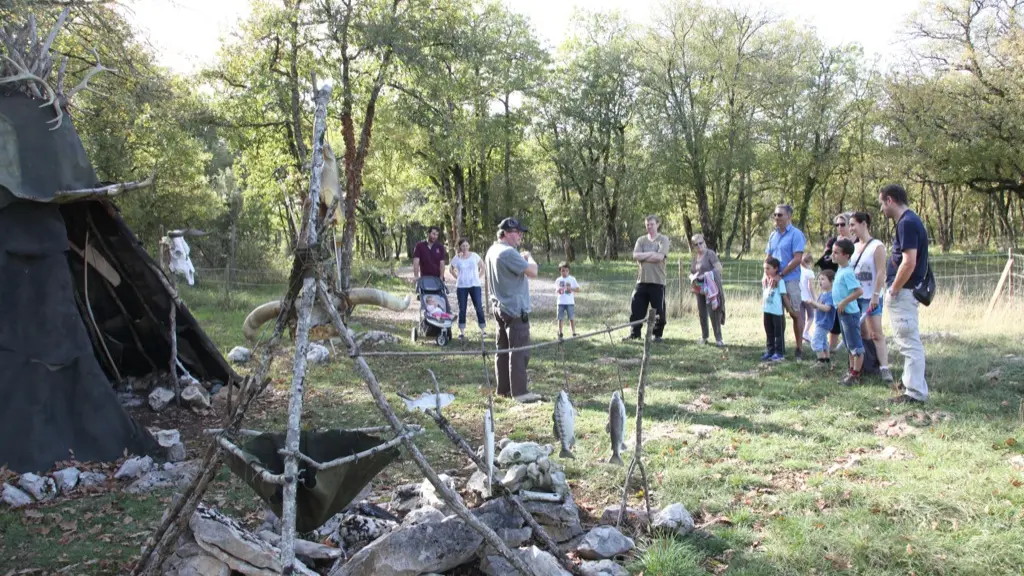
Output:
[411, 276, 453, 346]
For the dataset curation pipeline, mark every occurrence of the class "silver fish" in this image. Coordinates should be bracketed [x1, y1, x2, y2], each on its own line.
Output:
[552, 390, 576, 458]
[398, 392, 455, 412]
[483, 407, 495, 495]
[606, 391, 628, 465]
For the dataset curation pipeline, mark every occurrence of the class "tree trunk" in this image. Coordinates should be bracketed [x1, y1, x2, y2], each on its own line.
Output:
[539, 198, 552, 264]
[725, 169, 746, 258]
[503, 95, 512, 217]
[452, 163, 465, 242]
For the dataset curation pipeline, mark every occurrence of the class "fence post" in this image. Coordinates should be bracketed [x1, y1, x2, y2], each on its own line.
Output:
[1009, 247, 1015, 302]
[985, 249, 1015, 317]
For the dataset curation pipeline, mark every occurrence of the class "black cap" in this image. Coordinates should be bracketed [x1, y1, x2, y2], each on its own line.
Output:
[498, 217, 528, 233]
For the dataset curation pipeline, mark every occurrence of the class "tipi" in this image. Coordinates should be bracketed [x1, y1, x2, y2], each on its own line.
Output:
[1, 11, 234, 473]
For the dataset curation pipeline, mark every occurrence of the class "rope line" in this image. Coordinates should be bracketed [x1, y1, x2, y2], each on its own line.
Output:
[358, 318, 645, 358]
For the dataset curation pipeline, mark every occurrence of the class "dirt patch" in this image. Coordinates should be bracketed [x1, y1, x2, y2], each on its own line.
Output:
[645, 422, 689, 442]
[681, 394, 713, 413]
[771, 469, 811, 492]
[874, 410, 953, 438]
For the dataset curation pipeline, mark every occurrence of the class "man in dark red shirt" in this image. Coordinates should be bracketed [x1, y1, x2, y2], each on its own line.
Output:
[413, 226, 447, 282]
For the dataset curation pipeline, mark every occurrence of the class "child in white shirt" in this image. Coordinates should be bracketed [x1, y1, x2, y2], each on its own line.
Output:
[555, 261, 581, 338]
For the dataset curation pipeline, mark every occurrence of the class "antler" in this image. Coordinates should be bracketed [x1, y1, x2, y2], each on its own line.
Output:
[0, 7, 69, 130]
[0, 55, 62, 128]
[64, 47, 114, 103]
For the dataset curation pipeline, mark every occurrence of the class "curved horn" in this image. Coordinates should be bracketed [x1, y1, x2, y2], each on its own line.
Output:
[242, 289, 410, 340]
[243, 300, 283, 341]
[348, 288, 412, 311]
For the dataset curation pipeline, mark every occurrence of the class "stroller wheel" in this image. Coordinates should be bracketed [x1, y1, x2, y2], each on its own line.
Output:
[436, 330, 449, 347]
[411, 326, 418, 342]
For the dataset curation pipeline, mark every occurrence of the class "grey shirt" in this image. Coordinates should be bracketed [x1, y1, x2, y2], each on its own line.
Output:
[485, 240, 531, 316]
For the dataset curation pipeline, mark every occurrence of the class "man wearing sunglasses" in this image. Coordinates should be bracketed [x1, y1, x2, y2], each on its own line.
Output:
[765, 204, 807, 360]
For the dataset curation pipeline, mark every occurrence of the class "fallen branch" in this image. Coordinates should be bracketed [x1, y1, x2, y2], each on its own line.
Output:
[317, 286, 535, 576]
[618, 309, 655, 531]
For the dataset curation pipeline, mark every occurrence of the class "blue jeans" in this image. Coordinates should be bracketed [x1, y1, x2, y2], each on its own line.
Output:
[811, 323, 831, 353]
[857, 295, 883, 318]
[457, 286, 485, 329]
[838, 312, 864, 356]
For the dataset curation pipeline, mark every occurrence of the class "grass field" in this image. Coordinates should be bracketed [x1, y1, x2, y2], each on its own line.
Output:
[3, 256, 1024, 575]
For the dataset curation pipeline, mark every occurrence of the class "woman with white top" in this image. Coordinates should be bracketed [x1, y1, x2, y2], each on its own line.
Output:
[849, 212, 893, 384]
[449, 237, 486, 340]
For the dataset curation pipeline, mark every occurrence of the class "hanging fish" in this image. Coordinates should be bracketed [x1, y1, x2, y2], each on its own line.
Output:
[483, 407, 495, 495]
[607, 391, 628, 465]
[397, 391, 455, 412]
[552, 391, 576, 459]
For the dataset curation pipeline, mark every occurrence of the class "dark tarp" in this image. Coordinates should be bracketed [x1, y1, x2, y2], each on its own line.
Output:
[0, 202, 158, 472]
[0, 94, 99, 210]
[223, 430, 401, 533]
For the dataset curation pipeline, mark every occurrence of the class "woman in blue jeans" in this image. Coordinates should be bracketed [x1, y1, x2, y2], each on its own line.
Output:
[449, 238, 486, 340]
[849, 212, 893, 384]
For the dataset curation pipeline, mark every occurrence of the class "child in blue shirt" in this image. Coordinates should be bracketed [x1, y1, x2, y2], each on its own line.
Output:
[831, 239, 865, 385]
[761, 256, 786, 362]
[804, 269, 837, 368]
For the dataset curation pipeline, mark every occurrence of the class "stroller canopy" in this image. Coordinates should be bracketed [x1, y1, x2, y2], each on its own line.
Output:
[417, 276, 445, 293]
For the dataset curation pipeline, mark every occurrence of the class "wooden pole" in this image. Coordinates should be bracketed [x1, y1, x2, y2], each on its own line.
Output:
[985, 250, 1015, 317]
[317, 288, 534, 576]
[279, 83, 332, 576]
[170, 303, 180, 406]
[618, 309, 655, 530]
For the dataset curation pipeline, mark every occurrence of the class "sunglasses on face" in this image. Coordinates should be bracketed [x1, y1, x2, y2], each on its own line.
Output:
[773, 213, 785, 218]
[835, 222, 846, 227]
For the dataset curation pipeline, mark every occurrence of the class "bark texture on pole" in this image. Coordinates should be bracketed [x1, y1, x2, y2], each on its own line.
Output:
[279, 82, 333, 576]
[315, 288, 534, 576]
[618, 309, 655, 529]
[169, 303, 180, 406]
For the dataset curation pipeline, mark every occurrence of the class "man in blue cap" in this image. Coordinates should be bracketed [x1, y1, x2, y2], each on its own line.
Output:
[485, 217, 541, 403]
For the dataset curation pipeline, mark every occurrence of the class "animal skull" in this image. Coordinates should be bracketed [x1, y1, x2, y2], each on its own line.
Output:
[161, 235, 196, 285]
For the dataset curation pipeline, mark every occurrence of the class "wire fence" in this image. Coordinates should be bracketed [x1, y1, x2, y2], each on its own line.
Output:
[186, 251, 1021, 319]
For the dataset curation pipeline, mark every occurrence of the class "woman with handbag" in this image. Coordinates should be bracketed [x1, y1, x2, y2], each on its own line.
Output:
[850, 212, 893, 384]
[689, 234, 726, 346]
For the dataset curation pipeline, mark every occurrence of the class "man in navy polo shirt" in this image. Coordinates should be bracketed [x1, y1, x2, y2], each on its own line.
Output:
[765, 204, 807, 360]
[413, 226, 448, 283]
[880, 184, 929, 404]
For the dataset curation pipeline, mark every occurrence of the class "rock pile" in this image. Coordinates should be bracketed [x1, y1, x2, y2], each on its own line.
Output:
[2, 465, 100, 508]
[166, 504, 343, 576]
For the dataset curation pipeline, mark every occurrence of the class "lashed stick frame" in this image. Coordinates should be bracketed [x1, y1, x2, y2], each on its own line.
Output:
[618, 309, 656, 530]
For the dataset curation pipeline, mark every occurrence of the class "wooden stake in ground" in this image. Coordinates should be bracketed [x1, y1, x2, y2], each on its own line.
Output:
[985, 250, 1015, 317]
[278, 82, 333, 575]
[618, 309, 655, 530]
